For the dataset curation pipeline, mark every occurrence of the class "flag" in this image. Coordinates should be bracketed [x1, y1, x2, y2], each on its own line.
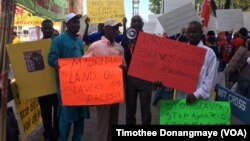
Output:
[201, 0, 211, 27]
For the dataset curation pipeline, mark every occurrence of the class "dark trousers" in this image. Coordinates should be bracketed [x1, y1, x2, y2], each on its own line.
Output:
[38, 94, 59, 140]
[7, 107, 19, 141]
[125, 76, 152, 125]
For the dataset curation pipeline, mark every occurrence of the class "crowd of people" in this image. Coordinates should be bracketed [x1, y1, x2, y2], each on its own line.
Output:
[9, 12, 250, 141]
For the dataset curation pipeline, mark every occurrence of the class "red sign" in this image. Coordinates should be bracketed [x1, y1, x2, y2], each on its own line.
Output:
[128, 32, 206, 94]
[59, 56, 124, 106]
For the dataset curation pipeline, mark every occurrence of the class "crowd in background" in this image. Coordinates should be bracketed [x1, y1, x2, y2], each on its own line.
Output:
[7, 12, 250, 141]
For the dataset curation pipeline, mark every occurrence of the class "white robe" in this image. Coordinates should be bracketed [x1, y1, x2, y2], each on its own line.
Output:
[176, 41, 218, 100]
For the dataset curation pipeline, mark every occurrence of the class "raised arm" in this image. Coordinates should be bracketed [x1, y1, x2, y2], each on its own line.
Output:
[82, 17, 90, 42]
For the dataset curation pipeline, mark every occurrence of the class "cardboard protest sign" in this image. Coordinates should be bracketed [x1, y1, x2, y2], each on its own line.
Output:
[243, 12, 250, 31]
[59, 56, 124, 106]
[163, 0, 195, 14]
[143, 22, 157, 34]
[87, 0, 125, 23]
[148, 14, 164, 35]
[128, 32, 206, 94]
[158, 2, 200, 37]
[160, 99, 231, 125]
[217, 85, 250, 124]
[9, 80, 42, 140]
[216, 9, 244, 32]
[6, 39, 57, 100]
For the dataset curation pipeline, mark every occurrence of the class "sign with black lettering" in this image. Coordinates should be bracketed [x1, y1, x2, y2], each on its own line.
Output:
[59, 56, 124, 106]
[87, 0, 125, 23]
[10, 80, 42, 140]
[128, 32, 206, 94]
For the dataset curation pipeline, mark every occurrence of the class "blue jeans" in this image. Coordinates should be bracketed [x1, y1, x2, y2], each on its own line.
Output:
[59, 118, 85, 141]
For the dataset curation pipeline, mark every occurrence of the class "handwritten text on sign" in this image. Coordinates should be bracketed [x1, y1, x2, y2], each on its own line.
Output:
[160, 100, 231, 125]
[128, 32, 206, 94]
[59, 56, 124, 106]
[16, 98, 42, 135]
[87, 0, 125, 23]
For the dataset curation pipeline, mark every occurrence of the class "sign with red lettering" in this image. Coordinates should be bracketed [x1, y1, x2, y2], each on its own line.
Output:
[128, 32, 206, 94]
[59, 56, 124, 106]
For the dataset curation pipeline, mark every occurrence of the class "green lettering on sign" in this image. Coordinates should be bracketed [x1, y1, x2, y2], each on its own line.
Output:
[160, 99, 230, 125]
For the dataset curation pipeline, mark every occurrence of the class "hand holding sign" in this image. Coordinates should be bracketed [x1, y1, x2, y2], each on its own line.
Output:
[186, 94, 197, 104]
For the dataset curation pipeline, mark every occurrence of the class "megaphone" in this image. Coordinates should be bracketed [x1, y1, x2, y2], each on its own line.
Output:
[126, 28, 137, 39]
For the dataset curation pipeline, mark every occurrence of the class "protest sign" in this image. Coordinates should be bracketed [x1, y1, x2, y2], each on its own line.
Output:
[216, 9, 244, 32]
[9, 80, 42, 140]
[6, 39, 57, 100]
[128, 32, 206, 94]
[217, 85, 250, 124]
[59, 56, 124, 106]
[160, 99, 230, 125]
[243, 12, 250, 31]
[148, 14, 164, 35]
[87, 0, 125, 23]
[163, 0, 195, 14]
[143, 22, 157, 34]
[158, 2, 200, 37]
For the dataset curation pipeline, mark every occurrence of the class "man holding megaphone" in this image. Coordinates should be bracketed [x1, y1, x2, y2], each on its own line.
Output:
[121, 15, 153, 125]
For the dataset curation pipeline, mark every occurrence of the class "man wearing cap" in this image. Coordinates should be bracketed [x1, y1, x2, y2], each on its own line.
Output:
[82, 17, 127, 45]
[84, 18, 126, 141]
[48, 13, 89, 141]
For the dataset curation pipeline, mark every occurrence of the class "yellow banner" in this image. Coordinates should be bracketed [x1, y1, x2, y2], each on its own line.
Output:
[15, 6, 61, 27]
[87, 0, 125, 23]
[7, 39, 57, 100]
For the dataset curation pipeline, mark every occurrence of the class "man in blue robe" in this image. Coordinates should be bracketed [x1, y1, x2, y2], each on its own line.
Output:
[48, 13, 90, 141]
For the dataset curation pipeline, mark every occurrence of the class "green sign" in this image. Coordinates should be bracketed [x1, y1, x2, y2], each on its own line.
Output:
[160, 99, 231, 125]
[15, 0, 68, 21]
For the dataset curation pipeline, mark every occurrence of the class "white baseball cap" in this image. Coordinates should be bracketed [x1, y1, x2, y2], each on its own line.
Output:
[65, 13, 82, 23]
[104, 19, 121, 27]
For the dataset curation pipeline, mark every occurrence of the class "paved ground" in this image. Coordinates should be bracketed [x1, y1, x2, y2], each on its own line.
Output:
[26, 100, 160, 141]
[26, 93, 244, 141]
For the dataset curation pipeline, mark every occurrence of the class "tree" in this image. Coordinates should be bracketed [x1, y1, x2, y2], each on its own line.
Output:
[232, 0, 250, 11]
[149, 0, 250, 14]
[196, 0, 250, 10]
[149, 0, 161, 14]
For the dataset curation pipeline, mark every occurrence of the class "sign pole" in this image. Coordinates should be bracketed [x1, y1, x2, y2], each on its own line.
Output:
[0, 0, 15, 140]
